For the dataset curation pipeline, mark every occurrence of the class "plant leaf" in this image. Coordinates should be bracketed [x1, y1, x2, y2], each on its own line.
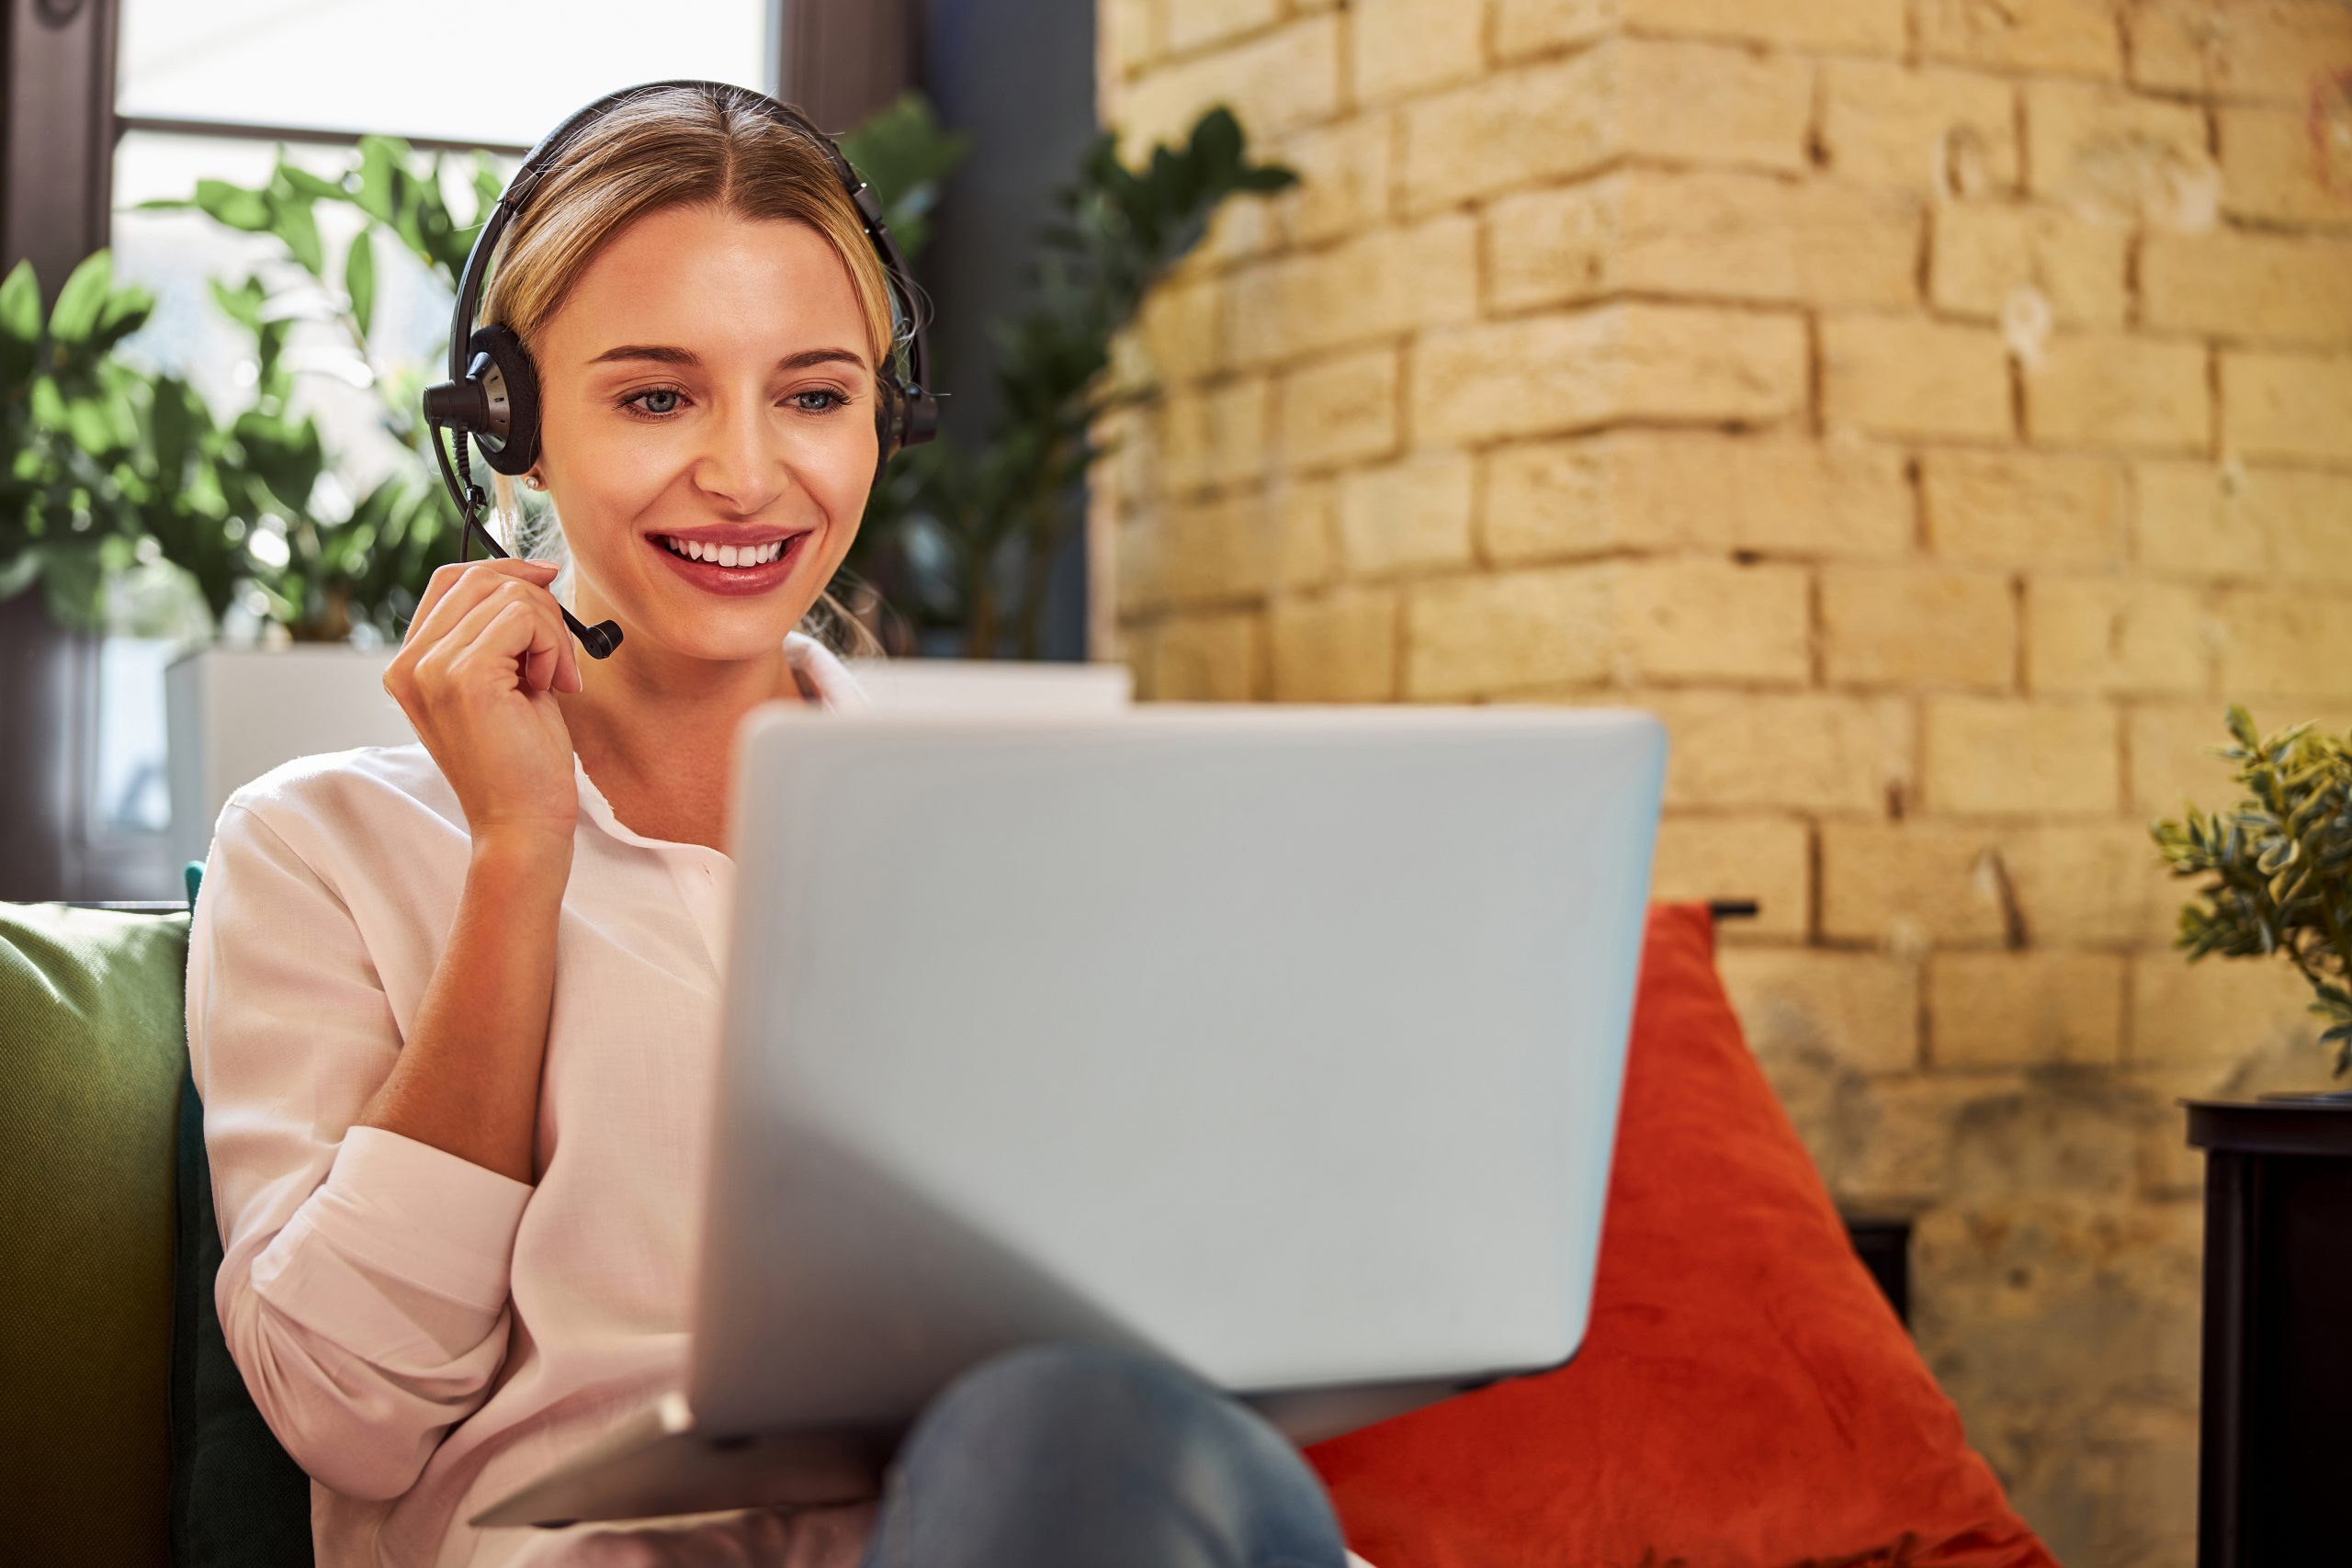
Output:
[344, 231, 376, 340]
[194, 178, 273, 232]
[47, 251, 114, 343]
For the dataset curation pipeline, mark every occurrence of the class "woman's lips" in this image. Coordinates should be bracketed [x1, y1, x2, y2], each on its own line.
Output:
[645, 533, 806, 598]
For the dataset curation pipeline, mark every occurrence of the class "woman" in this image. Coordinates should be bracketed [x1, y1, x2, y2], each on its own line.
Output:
[186, 83, 1363, 1568]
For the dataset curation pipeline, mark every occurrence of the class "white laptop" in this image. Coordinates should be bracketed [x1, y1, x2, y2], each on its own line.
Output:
[475, 702, 1666, 1529]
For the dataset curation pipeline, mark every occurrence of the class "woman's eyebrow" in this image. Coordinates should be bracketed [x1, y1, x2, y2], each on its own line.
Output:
[584, 344, 869, 372]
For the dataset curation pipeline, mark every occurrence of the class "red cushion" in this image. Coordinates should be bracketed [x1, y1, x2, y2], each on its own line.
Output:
[1304, 903, 2055, 1568]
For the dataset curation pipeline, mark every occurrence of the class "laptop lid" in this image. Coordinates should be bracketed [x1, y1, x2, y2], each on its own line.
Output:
[686, 704, 1666, 1441]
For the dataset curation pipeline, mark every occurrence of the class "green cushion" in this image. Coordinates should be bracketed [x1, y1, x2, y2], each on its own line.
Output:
[0, 901, 191, 1564]
[169, 858, 313, 1568]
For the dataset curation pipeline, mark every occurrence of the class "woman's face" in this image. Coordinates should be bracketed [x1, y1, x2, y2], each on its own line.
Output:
[530, 203, 877, 664]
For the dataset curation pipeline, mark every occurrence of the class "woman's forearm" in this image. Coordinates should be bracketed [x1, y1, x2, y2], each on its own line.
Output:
[356, 830, 572, 1183]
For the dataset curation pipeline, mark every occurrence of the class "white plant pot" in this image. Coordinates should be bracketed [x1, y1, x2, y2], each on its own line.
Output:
[165, 644, 404, 870]
[164, 648, 1132, 867]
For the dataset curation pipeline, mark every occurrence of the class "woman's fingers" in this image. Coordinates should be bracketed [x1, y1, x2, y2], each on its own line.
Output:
[402, 558, 560, 657]
[432, 584, 570, 695]
[393, 559, 570, 697]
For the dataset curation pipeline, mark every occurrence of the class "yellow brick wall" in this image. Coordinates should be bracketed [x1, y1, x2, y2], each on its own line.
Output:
[1091, 3, 2352, 1559]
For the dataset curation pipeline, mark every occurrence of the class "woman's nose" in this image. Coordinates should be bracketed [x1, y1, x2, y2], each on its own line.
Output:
[689, 394, 786, 514]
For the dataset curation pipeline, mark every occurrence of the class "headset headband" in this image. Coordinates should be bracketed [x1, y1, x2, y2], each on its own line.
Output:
[444, 79, 933, 408]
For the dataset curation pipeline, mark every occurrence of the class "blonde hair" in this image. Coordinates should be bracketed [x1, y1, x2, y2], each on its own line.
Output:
[478, 82, 900, 660]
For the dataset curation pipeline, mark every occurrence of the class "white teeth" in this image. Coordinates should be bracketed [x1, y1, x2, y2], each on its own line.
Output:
[660, 536, 790, 566]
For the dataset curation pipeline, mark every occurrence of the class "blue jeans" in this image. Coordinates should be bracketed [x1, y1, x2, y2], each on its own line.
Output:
[855, 1343, 1351, 1568]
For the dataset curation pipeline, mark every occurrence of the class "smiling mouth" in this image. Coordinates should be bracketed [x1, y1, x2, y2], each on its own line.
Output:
[643, 529, 812, 593]
[651, 533, 797, 568]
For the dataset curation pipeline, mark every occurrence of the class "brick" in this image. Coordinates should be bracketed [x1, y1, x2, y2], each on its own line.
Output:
[1134, 274, 1227, 383]
[2126, 701, 2267, 815]
[1116, 15, 1341, 151]
[1159, 378, 1272, 491]
[1617, 558, 1812, 684]
[2219, 105, 2352, 231]
[1922, 450, 2128, 569]
[1405, 564, 1617, 698]
[1270, 586, 1399, 701]
[1159, 491, 1275, 605]
[1822, 61, 2019, 195]
[2025, 82, 2219, 227]
[1822, 564, 2018, 690]
[2135, 460, 2352, 584]
[1497, 0, 1907, 56]
[1160, 0, 1279, 55]
[1149, 609, 1261, 700]
[1930, 202, 2130, 330]
[2027, 578, 2211, 696]
[1103, 0, 1159, 76]
[1227, 216, 1477, 368]
[1614, 38, 1819, 174]
[1271, 479, 1340, 592]
[2130, 951, 2335, 1066]
[1115, 516, 1165, 615]
[1487, 168, 1919, 315]
[2143, 231, 2352, 347]
[1401, 39, 1810, 214]
[1823, 820, 2185, 950]
[1414, 304, 1809, 446]
[1349, 0, 1486, 104]
[1920, 0, 2125, 77]
[2215, 586, 2352, 700]
[1647, 815, 1812, 941]
[1930, 952, 2128, 1068]
[1278, 347, 1401, 471]
[1095, 403, 1159, 520]
[1821, 314, 2013, 441]
[1716, 947, 1921, 1076]
[1822, 821, 2016, 948]
[2129, 0, 2352, 104]
[1924, 696, 2120, 816]
[1337, 450, 1476, 578]
[2001, 823, 2185, 947]
[2022, 333, 2209, 453]
[1643, 690, 1914, 814]
[1485, 432, 1912, 564]
[1266, 114, 1396, 246]
[1398, 49, 1614, 209]
[2221, 350, 2352, 463]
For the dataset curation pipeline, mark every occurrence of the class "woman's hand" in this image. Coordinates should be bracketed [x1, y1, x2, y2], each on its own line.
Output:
[383, 557, 583, 852]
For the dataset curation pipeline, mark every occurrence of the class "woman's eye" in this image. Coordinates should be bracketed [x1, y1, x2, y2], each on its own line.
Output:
[792, 389, 850, 413]
[621, 387, 684, 419]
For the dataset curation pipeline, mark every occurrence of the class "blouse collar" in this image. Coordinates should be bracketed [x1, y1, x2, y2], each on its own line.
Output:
[570, 629, 873, 852]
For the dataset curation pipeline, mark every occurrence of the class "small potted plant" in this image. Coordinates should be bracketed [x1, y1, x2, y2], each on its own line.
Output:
[2149, 704, 2352, 1562]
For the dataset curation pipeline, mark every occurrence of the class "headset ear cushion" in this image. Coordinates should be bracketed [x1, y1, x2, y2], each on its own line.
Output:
[468, 323, 542, 476]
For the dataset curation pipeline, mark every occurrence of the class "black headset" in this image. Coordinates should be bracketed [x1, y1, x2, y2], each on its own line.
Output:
[420, 79, 942, 660]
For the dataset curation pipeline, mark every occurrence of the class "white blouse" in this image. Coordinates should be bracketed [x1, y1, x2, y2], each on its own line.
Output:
[187, 630, 1375, 1568]
[187, 632, 880, 1567]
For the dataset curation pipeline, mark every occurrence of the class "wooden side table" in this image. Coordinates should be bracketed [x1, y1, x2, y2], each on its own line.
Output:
[2184, 1098, 2352, 1567]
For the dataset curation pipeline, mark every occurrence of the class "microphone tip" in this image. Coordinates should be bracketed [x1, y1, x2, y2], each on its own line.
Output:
[585, 621, 623, 659]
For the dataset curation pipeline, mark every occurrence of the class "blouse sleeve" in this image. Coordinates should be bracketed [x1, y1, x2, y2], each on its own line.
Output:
[187, 798, 535, 1502]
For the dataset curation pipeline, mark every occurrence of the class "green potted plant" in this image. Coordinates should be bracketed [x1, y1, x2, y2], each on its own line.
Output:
[2150, 704, 2352, 1563]
[842, 101, 1295, 665]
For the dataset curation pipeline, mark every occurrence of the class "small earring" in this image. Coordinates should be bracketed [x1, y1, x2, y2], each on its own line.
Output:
[523, 474, 547, 492]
